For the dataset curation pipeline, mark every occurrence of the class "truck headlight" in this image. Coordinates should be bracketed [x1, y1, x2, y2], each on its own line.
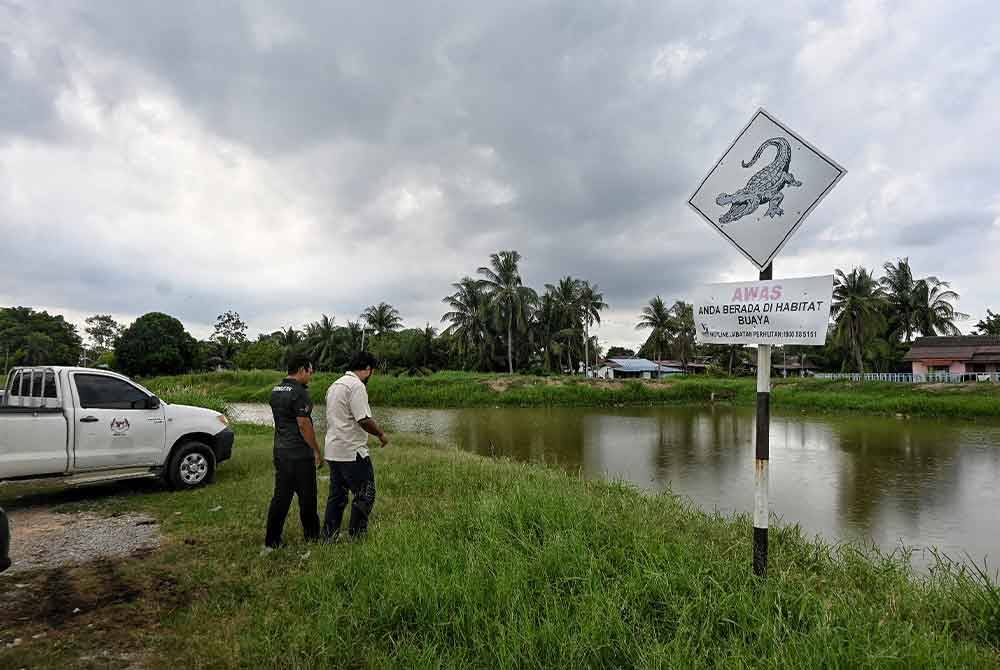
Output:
[217, 414, 229, 426]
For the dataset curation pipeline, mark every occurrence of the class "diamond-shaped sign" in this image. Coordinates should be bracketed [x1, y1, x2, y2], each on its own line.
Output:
[688, 109, 846, 270]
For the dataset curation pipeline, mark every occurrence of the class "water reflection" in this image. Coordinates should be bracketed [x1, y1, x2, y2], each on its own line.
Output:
[230, 403, 1000, 567]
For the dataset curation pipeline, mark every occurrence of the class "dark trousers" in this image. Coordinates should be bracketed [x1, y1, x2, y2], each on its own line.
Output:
[323, 455, 376, 538]
[265, 456, 320, 547]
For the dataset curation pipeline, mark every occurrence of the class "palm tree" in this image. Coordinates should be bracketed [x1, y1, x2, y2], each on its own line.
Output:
[344, 321, 365, 353]
[275, 327, 303, 349]
[880, 258, 919, 342]
[441, 277, 491, 370]
[832, 267, 887, 373]
[974, 309, 1000, 336]
[578, 281, 608, 376]
[361, 302, 403, 335]
[914, 277, 967, 336]
[530, 290, 562, 370]
[421, 323, 437, 367]
[545, 277, 582, 373]
[669, 300, 696, 370]
[478, 251, 537, 374]
[305, 314, 337, 370]
[274, 326, 305, 370]
[587, 335, 603, 371]
[636, 296, 673, 375]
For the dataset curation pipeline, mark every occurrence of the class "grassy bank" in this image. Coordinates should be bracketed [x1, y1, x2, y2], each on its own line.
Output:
[2, 425, 998, 668]
[144, 370, 1000, 419]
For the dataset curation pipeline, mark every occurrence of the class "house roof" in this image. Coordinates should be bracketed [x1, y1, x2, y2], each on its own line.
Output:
[656, 359, 709, 369]
[604, 358, 683, 373]
[902, 336, 1000, 362]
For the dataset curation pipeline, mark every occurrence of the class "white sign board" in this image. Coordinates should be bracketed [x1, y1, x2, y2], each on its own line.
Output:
[688, 109, 846, 270]
[693, 274, 833, 346]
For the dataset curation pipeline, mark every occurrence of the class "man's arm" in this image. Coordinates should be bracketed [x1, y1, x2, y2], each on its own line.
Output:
[297, 417, 323, 466]
[358, 417, 389, 447]
[351, 384, 388, 447]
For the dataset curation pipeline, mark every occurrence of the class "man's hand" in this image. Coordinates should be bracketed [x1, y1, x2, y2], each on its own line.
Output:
[298, 416, 322, 468]
[359, 417, 388, 447]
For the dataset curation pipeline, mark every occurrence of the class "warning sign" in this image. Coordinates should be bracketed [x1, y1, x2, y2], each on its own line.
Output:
[692, 274, 833, 346]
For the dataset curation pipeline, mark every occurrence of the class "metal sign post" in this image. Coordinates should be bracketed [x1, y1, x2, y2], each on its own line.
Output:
[688, 109, 845, 577]
[753, 263, 772, 576]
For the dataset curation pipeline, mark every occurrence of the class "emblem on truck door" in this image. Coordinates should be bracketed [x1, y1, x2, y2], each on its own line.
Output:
[110, 417, 131, 435]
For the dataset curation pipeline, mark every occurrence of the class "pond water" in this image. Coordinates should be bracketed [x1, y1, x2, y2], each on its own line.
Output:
[231, 402, 1000, 568]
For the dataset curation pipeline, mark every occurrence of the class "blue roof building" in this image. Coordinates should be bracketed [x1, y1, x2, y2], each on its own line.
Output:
[595, 358, 684, 379]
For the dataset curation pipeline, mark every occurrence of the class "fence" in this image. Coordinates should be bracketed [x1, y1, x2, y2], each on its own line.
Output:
[813, 372, 1000, 384]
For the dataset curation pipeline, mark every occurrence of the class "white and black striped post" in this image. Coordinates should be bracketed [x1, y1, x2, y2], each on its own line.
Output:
[753, 263, 772, 577]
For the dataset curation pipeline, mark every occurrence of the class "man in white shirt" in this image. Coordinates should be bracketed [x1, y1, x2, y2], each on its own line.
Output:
[322, 351, 389, 540]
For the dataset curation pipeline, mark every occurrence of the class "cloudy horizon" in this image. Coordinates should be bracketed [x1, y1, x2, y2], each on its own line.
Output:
[2, 1, 997, 350]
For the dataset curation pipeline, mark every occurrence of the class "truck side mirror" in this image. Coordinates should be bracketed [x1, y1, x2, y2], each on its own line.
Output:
[148, 396, 161, 410]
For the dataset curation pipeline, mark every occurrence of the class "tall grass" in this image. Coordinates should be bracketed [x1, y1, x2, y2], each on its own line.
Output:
[2, 427, 997, 668]
[144, 370, 1000, 419]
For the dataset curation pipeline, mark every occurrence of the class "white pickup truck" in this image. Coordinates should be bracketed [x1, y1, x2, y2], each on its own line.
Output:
[0, 366, 233, 489]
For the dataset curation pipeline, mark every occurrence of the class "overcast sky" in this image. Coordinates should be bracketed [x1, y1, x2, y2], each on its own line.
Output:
[2, 1, 997, 350]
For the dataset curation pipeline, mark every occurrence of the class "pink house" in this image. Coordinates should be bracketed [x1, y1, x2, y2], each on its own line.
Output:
[902, 336, 1000, 375]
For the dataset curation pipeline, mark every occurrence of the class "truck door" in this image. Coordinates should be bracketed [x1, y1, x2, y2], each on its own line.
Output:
[70, 373, 166, 470]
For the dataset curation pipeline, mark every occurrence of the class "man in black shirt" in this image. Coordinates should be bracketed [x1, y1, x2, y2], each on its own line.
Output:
[263, 354, 322, 550]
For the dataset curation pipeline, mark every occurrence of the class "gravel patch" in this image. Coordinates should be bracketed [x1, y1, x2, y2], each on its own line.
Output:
[1, 509, 161, 575]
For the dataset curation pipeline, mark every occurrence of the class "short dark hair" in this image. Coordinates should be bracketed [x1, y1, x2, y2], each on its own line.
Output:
[348, 351, 378, 371]
[287, 353, 314, 375]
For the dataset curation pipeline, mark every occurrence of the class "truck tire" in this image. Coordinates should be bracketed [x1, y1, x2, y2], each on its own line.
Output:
[167, 441, 216, 490]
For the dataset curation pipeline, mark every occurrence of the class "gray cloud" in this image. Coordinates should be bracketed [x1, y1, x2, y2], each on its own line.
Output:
[1, 1, 998, 347]
[897, 212, 993, 247]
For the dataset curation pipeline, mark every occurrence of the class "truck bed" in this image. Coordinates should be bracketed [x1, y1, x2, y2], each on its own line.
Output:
[0, 409, 70, 478]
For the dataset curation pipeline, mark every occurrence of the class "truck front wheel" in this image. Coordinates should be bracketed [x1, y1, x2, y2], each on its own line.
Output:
[167, 442, 216, 490]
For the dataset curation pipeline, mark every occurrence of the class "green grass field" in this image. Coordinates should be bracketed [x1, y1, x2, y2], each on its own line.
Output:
[143, 370, 1000, 419]
[1, 425, 998, 668]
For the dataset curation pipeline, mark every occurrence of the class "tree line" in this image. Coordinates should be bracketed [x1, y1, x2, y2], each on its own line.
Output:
[623, 258, 977, 376]
[440, 250, 607, 374]
[1, 254, 994, 379]
[825, 258, 970, 372]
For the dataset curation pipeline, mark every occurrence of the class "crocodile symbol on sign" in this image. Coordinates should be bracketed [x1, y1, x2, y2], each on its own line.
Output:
[110, 417, 131, 434]
[715, 137, 802, 224]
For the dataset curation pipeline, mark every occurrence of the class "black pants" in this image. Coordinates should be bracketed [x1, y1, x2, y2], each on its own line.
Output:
[265, 456, 320, 548]
[323, 455, 376, 538]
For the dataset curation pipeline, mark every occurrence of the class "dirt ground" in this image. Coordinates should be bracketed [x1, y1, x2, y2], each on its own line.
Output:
[0, 509, 173, 668]
[3, 509, 160, 575]
[919, 382, 984, 393]
[591, 380, 624, 390]
[487, 378, 515, 392]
